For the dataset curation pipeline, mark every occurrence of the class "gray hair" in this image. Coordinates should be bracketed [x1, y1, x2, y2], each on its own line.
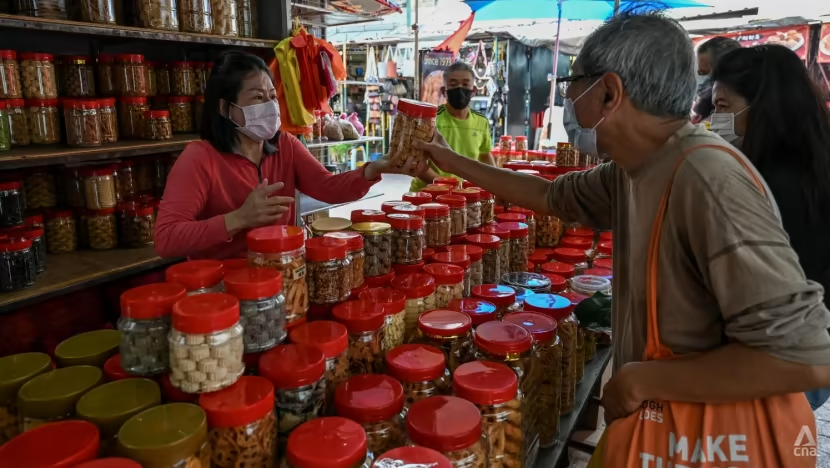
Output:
[574, 11, 696, 119]
[443, 61, 474, 84]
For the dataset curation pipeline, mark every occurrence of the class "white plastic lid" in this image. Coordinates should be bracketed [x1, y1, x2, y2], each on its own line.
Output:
[569, 275, 611, 294]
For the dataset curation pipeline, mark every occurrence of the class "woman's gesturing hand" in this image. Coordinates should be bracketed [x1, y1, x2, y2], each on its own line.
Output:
[225, 179, 294, 234]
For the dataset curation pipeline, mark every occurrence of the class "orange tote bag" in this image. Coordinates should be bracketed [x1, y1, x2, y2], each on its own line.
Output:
[600, 144, 817, 468]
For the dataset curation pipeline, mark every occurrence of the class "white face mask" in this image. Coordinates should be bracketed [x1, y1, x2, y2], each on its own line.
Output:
[563, 79, 605, 158]
[231, 100, 280, 142]
[710, 107, 748, 144]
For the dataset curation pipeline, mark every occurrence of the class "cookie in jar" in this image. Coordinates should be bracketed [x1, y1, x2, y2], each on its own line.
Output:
[406, 396, 488, 468]
[422, 263, 464, 309]
[387, 213, 424, 265]
[332, 300, 386, 376]
[351, 222, 392, 278]
[385, 344, 450, 411]
[335, 374, 405, 459]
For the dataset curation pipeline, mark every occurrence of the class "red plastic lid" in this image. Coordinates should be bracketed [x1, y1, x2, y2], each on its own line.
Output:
[552, 247, 586, 264]
[224, 268, 282, 300]
[453, 361, 518, 405]
[165, 259, 224, 291]
[335, 374, 404, 423]
[221, 258, 250, 272]
[4, 98, 24, 109]
[391, 204, 425, 219]
[25, 213, 43, 225]
[66, 100, 100, 110]
[120, 283, 187, 320]
[350, 209, 387, 223]
[451, 234, 468, 245]
[24, 98, 59, 107]
[430, 251, 471, 270]
[97, 53, 117, 63]
[305, 236, 348, 262]
[358, 287, 406, 315]
[398, 98, 438, 118]
[534, 247, 557, 260]
[160, 374, 199, 403]
[0, 236, 33, 252]
[392, 261, 424, 275]
[523, 293, 574, 320]
[539, 273, 565, 293]
[0, 50, 16, 59]
[385, 343, 446, 382]
[566, 227, 594, 238]
[447, 298, 497, 326]
[259, 345, 325, 389]
[391, 273, 435, 299]
[433, 176, 459, 188]
[515, 136, 527, 141]
[97, 98, 117, 107]
[289, 321, 348, 358]
[471, 284, 515, 306]
[324, 231, 364, 251]
[499, 135, 513, 141]
[402, 191, 432, 205]
[0, 101, 6, 110]
[168, 96, 192, 103]
[585, 267, 613, 278]
[434, 194, 466, 209]
[559, 291, 590, 307]
[120, 96, 147, 105]
[102, 354, 133, 382]
[418, 309, 472, 337]
[287, 417, 367, 468]
[495, 212, 526, 224]
[445, 244, 483, 262]
[199, 376, 274, 427]
[527, 261, 536, 273]
[116, 53, 144, 62]
[75, 459, 142, 468]
[19, 52, 54, 61]
[422, 263, 464, 285]
[0, 420, 99, 467]
[540, 261, 575, 279]
[497, 222, 529, 238]
[420, 202, 450, 218]
[145, 110, 169, 119]
[172, 293, 240, 334]
[504, 311, 558, 342]
[307, 303, 336, 321]
[406, 396, 481, 452]
[493, 206, 505, 215]
[79, 166, 115, 177]
[380, 200, 411, 214]
[332, 300, 386, 333]
[599, 231, 613, 241]
[597, 240, 612, 256]
[349, 284, 368, 301]
[421, 185, 451, 196]
[247, 225, 305, 252]
[386, 213, 424, 230]
[451, 188, 480, 202]
[422, 248, 435, 260]
[473, 321, 532, 355]
[44, 209, 73, 221]
[0, 180, 21, 191]
[373, 447, 453, 468]
[594, 258, 613, 270]
[465, 233, 500, 250]
[560, 236, 592, 250]
[529, 251, 549, 264]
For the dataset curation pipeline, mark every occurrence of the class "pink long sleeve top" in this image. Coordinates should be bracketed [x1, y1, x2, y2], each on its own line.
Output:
[154, 132, 379, 260]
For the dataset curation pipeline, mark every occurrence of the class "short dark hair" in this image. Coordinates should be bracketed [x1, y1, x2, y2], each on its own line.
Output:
[443, 61, 474, 85]
[202, 51, 276, 154]
[697, 36, 741, 67]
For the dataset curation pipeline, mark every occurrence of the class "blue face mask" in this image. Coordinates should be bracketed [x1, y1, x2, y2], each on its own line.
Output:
[562, 79, 605, 158]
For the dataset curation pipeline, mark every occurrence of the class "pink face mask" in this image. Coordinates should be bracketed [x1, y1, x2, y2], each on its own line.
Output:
[231, 100, 281, 141]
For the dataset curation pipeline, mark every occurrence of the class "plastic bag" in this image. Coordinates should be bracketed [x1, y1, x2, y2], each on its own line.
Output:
[348, 113, 365, 136]
[324, 116, 344, 141]
[339, 120, 359, 140]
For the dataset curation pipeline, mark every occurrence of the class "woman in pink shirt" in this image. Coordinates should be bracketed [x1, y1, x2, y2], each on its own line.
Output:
[155, 52, 414, 260]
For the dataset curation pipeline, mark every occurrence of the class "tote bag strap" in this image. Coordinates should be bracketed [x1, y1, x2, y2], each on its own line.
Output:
[644, 144, 767, 360]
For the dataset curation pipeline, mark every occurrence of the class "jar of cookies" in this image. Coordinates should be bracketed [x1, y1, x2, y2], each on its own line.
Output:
[332, 300, 386, 375]
[236, 0, 255, 37]
[0, 352, 52, 445]
[19, 53, 58, 99]
[25, 98, 60, 144]
[179, 0, 211, 33]
[451, 188, 481, 230]
[0, 237, 36, 291]
[324, 231, 364, 289]
[66, 100, 103, 147]
[44, 209, 77, 253]
[374, 446, 453, 467]
[416, 309, 473, 374]
[389, 99, 436, 171]
[194, 95, 205, 131]
[17, 366, 103, 432]
[144, 61, 157, 97]
[172, 61, 196, 96]
[336, 374, 405, 458]
[0, 50, 22, 99]
[114, 55, 147, 97]
[356, 288, 403, 353]
[118, 204, 155, 248]
[391, 273, 436, 343]
[169, 293, 244, 393]
[435, 194, 466, 236]
[286, 417, 370, 468]
[143, 110, 172, 140]
[0, 181, 25, 228]
[259, 345, 326, 446]
[97, 98, 118, 143]
[478, 190, 495, 225]
[136, 0, 179, 30]
[224, 268, 285, 353]
[406, 396, 487, 467]
[80, 166, 117, 209]
[117, 403, 211, 466]
[119, 282, 186, 376]
[86, 207, 117, 249]
[210, 0, 239, 36]
[289, 321, 350, 412]
[168, 96, 193, 132]
[496, 221, 528, 273]
[118, 97, 148, 139]
[6, 99, 28, 146]
[305, 236, 352, 305]
[523, 294, 576, 415]
[247, 225, 308, 325]
[508, 208, 535, 250]
[422, 203, 451, 248]
[64, 56, 96, 98]
[166, 259, 224, 295]
[498, 135, 512, 153]
[199, 375, 277, 467]
[422, 263, 464, 309]
[386, 344, 450, 411]
[402, 191, 432, 206]
[552, 247, 588, 276]
[387, 213, 424, 265]
[351, 222, 392, 278]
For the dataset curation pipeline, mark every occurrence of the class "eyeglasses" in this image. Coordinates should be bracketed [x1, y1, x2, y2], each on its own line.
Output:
[556, 73, 603, 97]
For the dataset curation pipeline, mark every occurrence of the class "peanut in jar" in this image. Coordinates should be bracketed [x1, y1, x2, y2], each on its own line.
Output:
[19, 53, 58, 99]
[168, 96, 194, 132]
[6, 99, 30, 146]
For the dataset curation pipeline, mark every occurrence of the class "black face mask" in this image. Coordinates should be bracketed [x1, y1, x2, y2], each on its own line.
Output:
[446, 87, 473, 110]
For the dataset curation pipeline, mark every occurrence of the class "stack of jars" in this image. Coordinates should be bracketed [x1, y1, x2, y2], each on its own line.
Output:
[247, 225, 309, 325]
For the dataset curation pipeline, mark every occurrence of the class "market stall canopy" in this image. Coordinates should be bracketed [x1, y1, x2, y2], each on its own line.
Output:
[463, 0, 708, 22]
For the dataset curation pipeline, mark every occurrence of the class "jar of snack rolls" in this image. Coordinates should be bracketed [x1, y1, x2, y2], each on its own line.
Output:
[289, 321, 350, 414]
[17, 366, 103, 432]
[117, 403, 211, 466]
[478, 189, 495, 225]
[172, 61, 196, 96]
[359, 287, 406, 353]
[118, 283, 186, 376]
[422, 263, 464, 309]
[0, 352, 52, 445]
[332, 300, 386, 376]
[119, 97, 148, 139]
[416, 309, 473, 374]
[335, 374, 405, 459]
[406, 396, 487, 467]
[247, 225, 308, 325]
[136, 0, 180, 31]
[386, 344, 450, 411]
[114, 54, 147, 97]
[286, 417, 370, 468]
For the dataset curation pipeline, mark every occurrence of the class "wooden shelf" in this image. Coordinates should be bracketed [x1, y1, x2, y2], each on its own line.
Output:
[0, 14, 278, 48]
[0, 247, 182, 314]
[0, 134, 201, 169]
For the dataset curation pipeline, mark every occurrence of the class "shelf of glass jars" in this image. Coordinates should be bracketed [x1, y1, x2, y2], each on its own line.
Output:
[0, 246, 182, 314]
[0, 14, 278, 49]
[0, 134, 202, 170]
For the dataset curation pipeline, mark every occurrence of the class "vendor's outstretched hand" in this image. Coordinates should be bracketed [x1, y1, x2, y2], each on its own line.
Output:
[413, 130, 459, 174]
[364, 153, 422, 180]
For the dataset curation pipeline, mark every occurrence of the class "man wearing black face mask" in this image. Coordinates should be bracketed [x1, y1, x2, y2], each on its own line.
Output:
[410, 62, 495, 191]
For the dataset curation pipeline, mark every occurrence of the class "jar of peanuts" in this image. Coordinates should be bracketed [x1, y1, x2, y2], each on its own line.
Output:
[136, 0, 179, 30]
[374, 447, 453, 467]
[114, 54, 147, 97]
[172, 61, 196, 96]
[416, 309, 473, 374]
[386, 344, 450, 411]
[324, 231, 364, 289]
[451, 188, 481, 230]
[351, 222, 392, 278]
[210, 0, 239, 36]
[119, 96, 148, 139]
[421, 203, 451, 249]
[389, 99, 437, 170]
[359, 287, 406, 353]
[387, 213, 424, 266]
[65, 100, 102, 147]
[335, 374, 406, 459]
[19, 53, 58, 99]
[6, 99, 29, 146]
[289, 320, 350, 413]
[194, 95, 205, 131]
[0, 50, 22, 99]
[179, 0, 212, 33]
[166, 259, 224, 296]
[85, 207, 117, 250]
[435, 194, 466, 237]
[25, 98, 60, 144]
[80, 166, 116, 209]
[44, 209, 77, 253]
[247, 225, 308, 325]
[167, 96, 193, 132]
[63, 56, 96, 98]
[391, 273, 436, 343]
[118, 204, 155, 248]
[402, 191, 432, 206]
[143, 110, 172, 140]
[406, 396, 488, 466]
[422, 263, 464, 309]
[447, 298, 497, 329]
[333, 300, 386, 375]
[498, 135, 512, 152]
[286, 417, 370, 468]
[496, 221, 529, 274]
[306, 236, 352, 305]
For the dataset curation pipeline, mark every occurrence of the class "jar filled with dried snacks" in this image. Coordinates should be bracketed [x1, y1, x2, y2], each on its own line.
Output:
[465, 235, 498, 285]
[6, 99, 28, 146]
[166, 259, 224, 296]
[478, 224, 510, 274]
[380, 200, 410, 214]
[496, 221, 529, 273]
[247, 225, 308, 325]
[96, 54, 116, 96]
[422, 202, 451, 248]
[289, 320, 350, 413]
[552, 247, 588, 276]
[536, 214, 563, 248]
[80, 166, 117, 209]
[335, 374, 405, 458]
[210, 0, 239, 36]
[453, 361, 523, 468]
[169, 293, 244, 393]
[435, 194, 466, 236]
[451, 188, 482, 230]
[421, 184, 450, 199]
[117, 403, 211, 466]
[430, 251, 471, 298]
[224, 268, 286, 353]
[406, 396, 488, 467]
[45, 209, 77, 253]
[391, 273, 436, 342]
[0, 352, 52, 445]
[0, 50, 22, 99]
[17, 366, 103, 432]
[359, 287, 406, 353]
[199, 375, 277, 467]
[259, 345, 326, 446]
[422, 263, 464, 309]
[389, 99, 437, 171]
[172, 61, 196, 96]
[86, 207, 117, 250]
[0, 181, 25, 228]
[144, 61, 157, 97]
[118, 204, 155, 248]
[0, 421, 100, 467]
[306, 236, 352, 304]
[19, 53, 58, 99]
[447, 244, 485, 286]
[179, 0, 212, 33]
[143, 110, 172, 140]
[63, 55, 96, 98]
[119, 283, 186, 376]
[25, 98, 60, 144]
[478, 189, 495, 225]
[508, 208, 536, 250]
[236, 0, 255, 37]
[136, 0, 179, 30]
[168, 96, 193, 132]
[351, 222, 392, 278]
[332, 300, 386, 375]
[402, 191, 432, 206]
[97, 98, 118, 143]
[503, 311, 560, 448]
[114, 54, 147, 97]
[66, 100, 103, 147]
[286, 417, 370, 468]
[119, 97, 148, 139]
[324, 231, 365, 289]
[568, 275, 611, 363]
[0, 237, 36, 291]
[24, 169, 56, 209]
[193, 62, 208, 95]
[416, 309, 473, 374]
[386, 344, 450, 411]
[373, 446, 453, 467]
[387, 213, 424, 265]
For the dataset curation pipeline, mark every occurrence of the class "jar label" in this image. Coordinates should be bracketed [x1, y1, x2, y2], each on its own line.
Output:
[292, 264, 306, 280]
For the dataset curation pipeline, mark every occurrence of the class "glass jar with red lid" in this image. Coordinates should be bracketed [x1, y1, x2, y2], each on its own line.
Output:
[421, 184, 451, 199]
[199, 375, 276, 466]
[435, 194, 466, 237]
[528, 251, 547, 272]
[453, 361, 523, 467]
[306, 236, 352, 305]
[432, 176, 458, 189]
[406, 395, 487, 467]
[96, 97, 118, 143]
[6, 99, 29, 146]
[416, 309, 473, 374]
[260, 345, 326, 447]
[333, 300, 386, 375]
[287, 417, 371, 468]
[392, 261, 424, 276]
[351, 222, 392, 278]
[166, 259, 224, 295]
[423, 263, 464, 309]
[387, 213, 425, 266]
[402, 191, 432, 206]
[118, 96, 148, 139]
[325, 231, 365, 289]
[391, 273, 436, 342]
[474, 189, 494, 225]
[540, 273, 568, 294]
[386, 343, 450, 410]
[86, 207, 117, 250]
[351, 209, 387, 224]
[117, 203, 154, 248]
[143, 110, 171, 140]
[496, 221, 528, 274]
[508, 207, 535, 250]
[0, 50, 22, 99]
[171, 61, 196, 96]
[552, 247, 588, 276]
[0, 237, 36, 291]
[168, 96, 193, 132]
[596, 240, 612, 260]
[446, 244, 483, 289]
[467, 233, 503, 284]
[359, 287, 406, 352]
[0, 420, 99, 467]
[540, 261, 574, 279]
[224, 268, 285, 353]
[503, 311, 561, 447]
[430, 251, 471, 298]
[118, 283, 186, 376]
[373, 446, 453, 467]
[289, 320, 350, 413]
[19, 53, 58, 99]
[422, 202, 451, 248]
[561, 234, 592, 255]
[247, 225, 308, 324]
[390, 203, 425, 219]
[44, 209, 77, 253]
[381, 200, 411, 214]
[25, 97, 60, 144]
[114, 54, 146, 97]
[389, 99, 437, 169]
[471, 284, 518, 320]
[0, 181, 24, 228]
[451, 188, 482, 230]
[498, 135, 513, 152]
[336, 374, 405, 458]
[536, 213, 563, 248]
[6, 226, 46, 274]
[447, 298, 496, 329]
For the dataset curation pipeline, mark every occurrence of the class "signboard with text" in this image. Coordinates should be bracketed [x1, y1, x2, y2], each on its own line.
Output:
[819, 24, 830, 64]
[693, 25, 811, 60]
[420, 51, 456, 106]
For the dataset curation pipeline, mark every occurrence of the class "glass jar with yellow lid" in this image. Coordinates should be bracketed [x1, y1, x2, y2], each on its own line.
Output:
[76, 378, 161, 456]
[310, 217, 351, 237]
[55, 329, 121, 368]
[117, 403, 211, 467]
[0, 352, 52, 445]
[351, 222, 392, 278]
[17, 365, 104, 432]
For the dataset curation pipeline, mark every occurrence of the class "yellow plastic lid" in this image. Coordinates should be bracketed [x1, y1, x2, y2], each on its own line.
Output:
[351, 222, 392, 236]
[76, 379, 161, 437]
[117, 403, 207, 466]
[18, 366, 103, 420]
[55, 330, 121, 368]
[310, 217, 352, 234]
[0, 353, 52, 404]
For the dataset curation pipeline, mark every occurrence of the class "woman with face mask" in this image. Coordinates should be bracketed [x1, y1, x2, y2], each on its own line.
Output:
[712, 45, 830, 409]
[154, 51, 415, 260]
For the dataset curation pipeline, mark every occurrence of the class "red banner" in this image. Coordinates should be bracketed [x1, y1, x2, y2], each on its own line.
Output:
[693, 25, 811, 60]
[819, 24, 830, 64]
